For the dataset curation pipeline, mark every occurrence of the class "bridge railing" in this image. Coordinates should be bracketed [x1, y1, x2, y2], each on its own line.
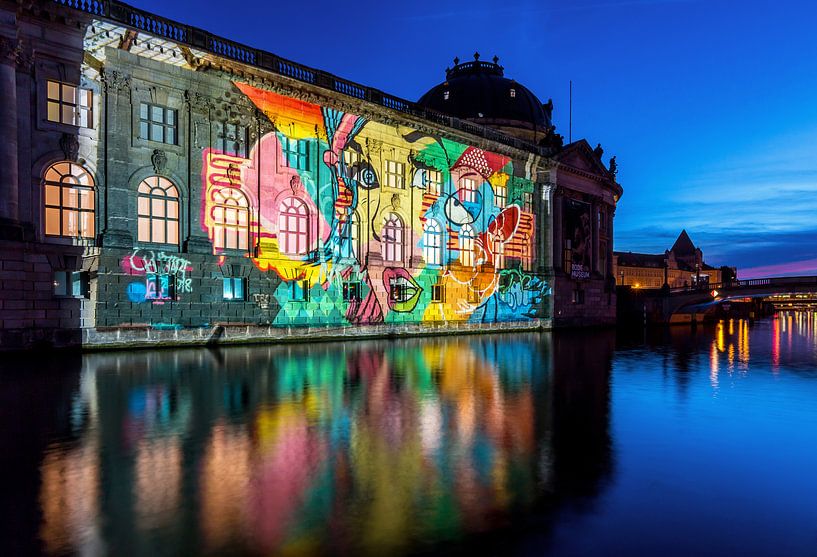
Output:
[669, 276, 817, 294]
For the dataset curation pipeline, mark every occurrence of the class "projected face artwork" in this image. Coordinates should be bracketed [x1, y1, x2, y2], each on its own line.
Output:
[201, 83, 549, 325]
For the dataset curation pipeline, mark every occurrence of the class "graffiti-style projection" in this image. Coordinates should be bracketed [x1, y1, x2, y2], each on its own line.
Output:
[202, 83, 549, 324]
[122, 249, 194, 303]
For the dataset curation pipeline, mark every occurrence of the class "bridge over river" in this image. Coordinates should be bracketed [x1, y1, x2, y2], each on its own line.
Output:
[619, 276, 817, 325]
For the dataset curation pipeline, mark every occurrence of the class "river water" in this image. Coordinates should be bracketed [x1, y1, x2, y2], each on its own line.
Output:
[2, 313, 817, 556]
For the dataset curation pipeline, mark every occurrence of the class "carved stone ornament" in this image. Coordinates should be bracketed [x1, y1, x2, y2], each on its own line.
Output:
[184, 90, 213, 112]
[100, 69, 131, 94]
[151, 149, 168, 174]
[289, 175, 303, 195]
[59, 133, 80, 162]
[391, 193, 401, 210]
[0, 36, 16, 64]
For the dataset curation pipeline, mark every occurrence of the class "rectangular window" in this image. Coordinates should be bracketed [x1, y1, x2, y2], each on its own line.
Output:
[523, 192, 533, 213]
[47, 80, 93, 128]
[343, 149, 360, 167]
[494, 185, 506, 208]
[342, 281, 361, 302]
[389, 279, 408, 304]
[431, 284, 445, 303]
[283, 137, 310, 170]
[383, 160, 405, 189]
[572, 289, 585, 305]
[426, 170, 442, 196]
[291, 280, 310, 302]
[139, 102, 177, 145]
[53, 271, 88, 298]
[222, 277, 246, 301]
[461, 177, 478, 203]
[146, 273, 175, 301]
[216, 122, 248, 158]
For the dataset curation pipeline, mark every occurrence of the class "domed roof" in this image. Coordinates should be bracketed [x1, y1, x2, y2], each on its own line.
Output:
[417, 55, 552, 143]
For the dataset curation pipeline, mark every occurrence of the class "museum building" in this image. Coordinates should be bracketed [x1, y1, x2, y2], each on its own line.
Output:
[0, 0, 622, 349]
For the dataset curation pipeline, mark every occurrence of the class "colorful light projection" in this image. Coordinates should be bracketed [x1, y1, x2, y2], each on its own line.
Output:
[201, 83, 549, 325]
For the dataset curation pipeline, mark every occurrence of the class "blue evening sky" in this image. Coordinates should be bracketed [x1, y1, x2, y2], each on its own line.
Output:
[132, 0, 817, 277]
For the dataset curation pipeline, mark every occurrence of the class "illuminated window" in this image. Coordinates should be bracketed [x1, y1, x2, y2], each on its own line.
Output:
[215, 122, 248, 158]
[459, 224, 476, 267]
[343, 281, 361, 302]
[43, 162, 95, 239]
[523, 191, 533, 213]
[461, 177, 478, 203]
[383, 160, 405, 189]
[493, 234, 505, 269]
[423, 219, 443, 265]
[509, 88, 516, 98]
[381, 213, 404, 262]
[425, 169, 442, 196]
[282, 137, 310, 170]
[443, 90, 450, 100]
[46, 80, 93, 128]
[137, 176, 179, 245]
[494, 185, 506, 208]
[139, 103, 177, 144]
[278, 197, 310, 255]
[211, 189, 249, 251]
[53, 270, 88, 298]
[431, 284, 445, 303]
[222, 277, 246, 301]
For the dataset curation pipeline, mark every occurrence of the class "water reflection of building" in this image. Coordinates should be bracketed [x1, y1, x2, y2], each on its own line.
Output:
[20, 334, 615, 556]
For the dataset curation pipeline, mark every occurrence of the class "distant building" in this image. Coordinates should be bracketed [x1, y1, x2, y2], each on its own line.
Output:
[613, 230, 726, 289]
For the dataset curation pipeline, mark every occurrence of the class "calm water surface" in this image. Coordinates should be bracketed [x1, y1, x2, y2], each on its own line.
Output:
[3, 313, 817, 556]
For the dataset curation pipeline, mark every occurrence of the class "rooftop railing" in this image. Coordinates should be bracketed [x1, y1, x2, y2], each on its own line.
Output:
[53, 0, 553, 157]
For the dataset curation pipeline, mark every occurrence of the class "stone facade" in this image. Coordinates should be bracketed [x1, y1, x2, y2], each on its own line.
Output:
[0, 0, 621, 349]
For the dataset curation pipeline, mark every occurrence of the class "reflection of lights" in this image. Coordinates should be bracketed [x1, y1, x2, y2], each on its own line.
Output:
[709, 342, 719, 389]
[716, 321, 726, 353]
[135, 437, 182, 530]
[772, 316, 780, 372]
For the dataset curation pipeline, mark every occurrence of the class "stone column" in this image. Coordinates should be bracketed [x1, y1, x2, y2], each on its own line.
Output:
[552, 188, 563, 273]
[538, 182, 555, 275]
[591, 199, 599, 275]
[0, 35, 19, 224]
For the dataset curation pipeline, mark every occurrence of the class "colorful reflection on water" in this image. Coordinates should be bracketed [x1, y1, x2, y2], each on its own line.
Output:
[5, 315, 817, 556]
[0, 334, 613, 556]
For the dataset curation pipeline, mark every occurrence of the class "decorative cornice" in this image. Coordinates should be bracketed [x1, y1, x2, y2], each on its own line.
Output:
[100, 68, 131, 94]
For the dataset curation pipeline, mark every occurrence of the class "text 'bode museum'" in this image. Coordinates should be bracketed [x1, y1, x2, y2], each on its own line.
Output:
[0, 0, 622, 349]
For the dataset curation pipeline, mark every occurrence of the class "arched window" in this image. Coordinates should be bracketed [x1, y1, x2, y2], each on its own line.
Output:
[43, 161, 95, 239]
[278, 197, 310, 255]
[137, 176, 179, 245]
[423, 219, 442, 265]
[493, 233, 505, 269]
[211, 189, 249, 250]
[459, 224, 475, 267]
[381, 213, 404, 263]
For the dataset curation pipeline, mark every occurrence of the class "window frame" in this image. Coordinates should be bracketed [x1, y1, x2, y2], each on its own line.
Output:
[342, 281, 362, 302]
[52, 270, 89, 298]
[277, 197, 310, 256]
[383, 160, 406, 189]
[431, 284, 446, 303]
[139, 102, 178, 145]
[211, 188, 250, 252]
[282, 136, 310, 171]
[43, 161, 96, 241]
[137, 176, 180, 246]
[459, 224, 476, 267]
[215, 121, 249, 158]
[494, 185, 507, 208]
[381, 213, 404, 263]
[290, 280, 310, 302]
[46, 80, 93, 128]
[145, 273, 176, 301]
[423, 219, 443, 266]
[222, 277, 247, 301]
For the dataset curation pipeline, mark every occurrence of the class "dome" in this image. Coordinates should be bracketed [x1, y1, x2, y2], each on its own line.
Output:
[417, 55, 553, 144]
